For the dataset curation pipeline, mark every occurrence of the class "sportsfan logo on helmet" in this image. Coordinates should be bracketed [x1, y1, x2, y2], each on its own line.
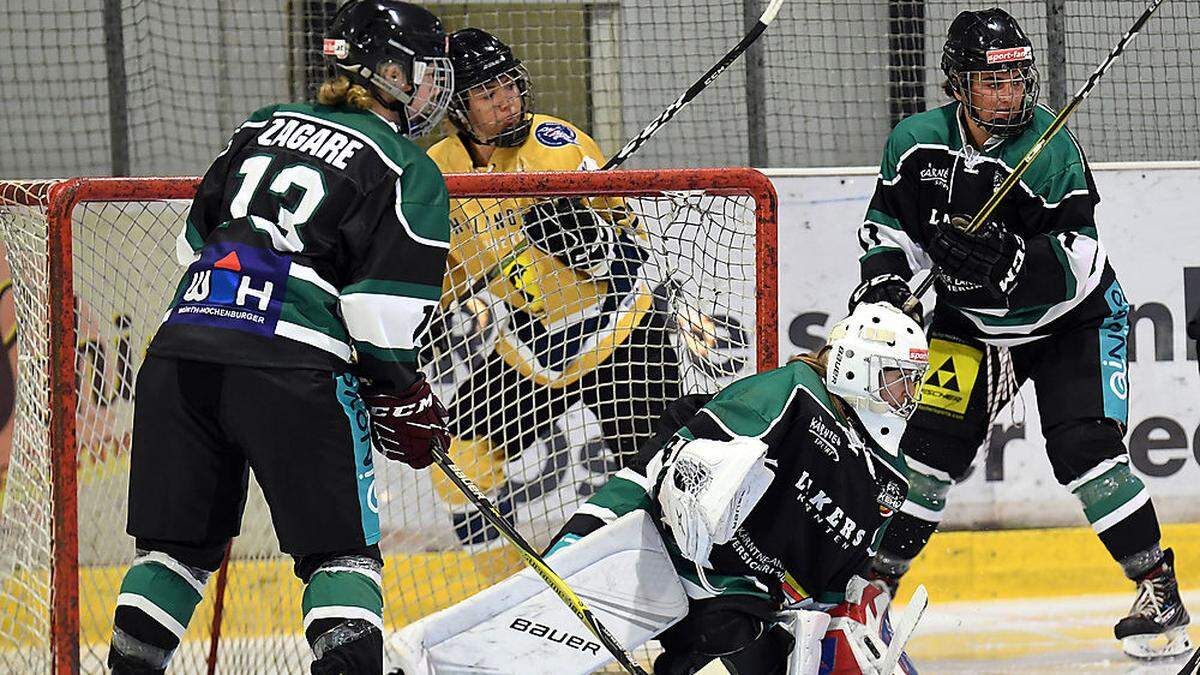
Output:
[323, 38, 350, 59]
[986, 45, 1031, 64]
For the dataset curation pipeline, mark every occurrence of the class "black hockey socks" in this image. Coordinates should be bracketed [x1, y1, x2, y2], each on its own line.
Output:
[1069, 460, 1162, 567]
[109, 551, 211, 672]
[303, 556, 385, 674]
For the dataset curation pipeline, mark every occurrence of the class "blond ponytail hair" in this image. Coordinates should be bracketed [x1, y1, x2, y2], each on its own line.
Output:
[317, 75, 376, 110]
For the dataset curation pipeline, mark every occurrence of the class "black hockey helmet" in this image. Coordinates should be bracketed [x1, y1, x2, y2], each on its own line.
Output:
[323, 0, 454, 136]
[447, 28, 533, 147]
[941, 8, 1040, 138]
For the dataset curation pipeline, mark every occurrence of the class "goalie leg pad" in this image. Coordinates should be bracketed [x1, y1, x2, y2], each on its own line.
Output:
[388, 511, 687, 675]
[820, 579, 917, 675]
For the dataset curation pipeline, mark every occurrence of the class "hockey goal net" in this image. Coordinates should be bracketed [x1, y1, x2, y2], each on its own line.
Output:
[0, 168, 777, 674]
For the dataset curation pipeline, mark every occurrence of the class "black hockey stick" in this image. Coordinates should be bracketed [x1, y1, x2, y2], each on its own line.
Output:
[904, 0, 1168, 313]
[1178, 648, 1200, 675]
[429, 442, 650, 675]
[602, 0, 785, 170]
[470, 0, 786, 287]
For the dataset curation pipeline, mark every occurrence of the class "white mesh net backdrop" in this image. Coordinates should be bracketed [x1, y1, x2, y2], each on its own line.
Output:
[1, 0, 1196, 177]
[0, 170, 776, 672]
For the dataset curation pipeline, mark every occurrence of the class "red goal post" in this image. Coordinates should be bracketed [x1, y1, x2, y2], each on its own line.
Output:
[0, 168, 777, 674]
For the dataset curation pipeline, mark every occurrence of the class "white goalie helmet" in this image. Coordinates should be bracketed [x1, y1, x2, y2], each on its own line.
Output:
[825, 302, 929, 456]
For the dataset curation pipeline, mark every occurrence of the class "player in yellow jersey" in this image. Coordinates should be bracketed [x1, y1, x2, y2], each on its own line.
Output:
[426, 29, 681, 545]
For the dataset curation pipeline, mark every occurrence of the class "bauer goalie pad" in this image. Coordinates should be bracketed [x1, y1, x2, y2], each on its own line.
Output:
[387, 510, 687, 674]
[820, 577, 920, 675]
[779, 608, 832, 675]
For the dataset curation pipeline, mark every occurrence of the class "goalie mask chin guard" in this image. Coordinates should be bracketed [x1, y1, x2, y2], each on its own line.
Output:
[448, 28, 534, 148]
[825, 302, 929, 456]
[323, 0, 454, 137]
[942, 8, 1040, 139]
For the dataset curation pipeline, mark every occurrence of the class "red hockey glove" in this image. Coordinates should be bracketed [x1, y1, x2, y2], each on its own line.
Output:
[361, 377, 449, 469]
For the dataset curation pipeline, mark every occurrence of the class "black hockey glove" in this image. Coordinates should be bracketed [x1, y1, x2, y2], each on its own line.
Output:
[361, 377, 450, 470]
[848, 274, 922, 324]
[522, 197, 614, 272]
[927, 216, 1025, 296]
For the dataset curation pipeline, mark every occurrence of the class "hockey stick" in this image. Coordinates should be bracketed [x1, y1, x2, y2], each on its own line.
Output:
[903, 0, 1168, 314]
[429, 442, 650, 675]
[463, 0, 786, 288]
[879, 584, 929, 675]
[602, 0, 785, 170]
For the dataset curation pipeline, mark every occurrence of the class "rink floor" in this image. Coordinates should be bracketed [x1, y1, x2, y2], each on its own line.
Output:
[692, 591, 1198, 675]
[904, 590, 1198, 674]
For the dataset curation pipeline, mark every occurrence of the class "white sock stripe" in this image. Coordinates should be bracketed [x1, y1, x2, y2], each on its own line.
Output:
[1092, 488, 1150, 534]
[302, 606, 383, 632]
[576, 502, 619, 523]
[898, 498, 944, 523]
[1067, 456, 1130, 493]
[315, 566, 383, 588]
[116, 593, 187, 639]
[131, 552, 207, 596]
[904, 457, 954, 483]
[614, 466, 652, 490]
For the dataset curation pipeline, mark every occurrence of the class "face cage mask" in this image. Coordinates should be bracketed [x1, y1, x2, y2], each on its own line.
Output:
[953, 65, 1040, 138]
[867, 355, 926, 419]
[451, 65, 534, 147]
[354, 55, 455, 137]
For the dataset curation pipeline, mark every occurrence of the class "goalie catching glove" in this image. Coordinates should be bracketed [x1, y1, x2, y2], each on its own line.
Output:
[927, 216, 1024, 298]
[522, 197, 616, 274]
[657, 436, 774, 567]
[361, 377, 450, 469]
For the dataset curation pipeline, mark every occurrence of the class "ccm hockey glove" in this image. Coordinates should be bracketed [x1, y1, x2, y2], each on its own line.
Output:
[849, 274, 922, 324]
[927, 216, 1025, 296]
[522, 198, 614, 273]
[361, 377, 450, 470]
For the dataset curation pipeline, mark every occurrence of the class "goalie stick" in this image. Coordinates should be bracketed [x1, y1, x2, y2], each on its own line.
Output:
[879, 584, 928, 675]
[903, 0, 1169, 313]
[428, 442, 650, 675]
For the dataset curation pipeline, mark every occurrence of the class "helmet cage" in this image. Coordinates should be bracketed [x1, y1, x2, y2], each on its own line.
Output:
[867, 354, 925, 419]
[948, 64, 1040, 138]
[336, 51, 454, 137]
[449, 63, 534, 147]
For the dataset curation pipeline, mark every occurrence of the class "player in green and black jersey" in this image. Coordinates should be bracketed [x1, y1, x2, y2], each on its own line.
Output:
[106, 3, 455, 673]
[850, 8, 1189, 659]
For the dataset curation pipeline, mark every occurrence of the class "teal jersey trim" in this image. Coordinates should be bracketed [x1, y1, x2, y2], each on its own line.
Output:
[334, 372, 381, 545]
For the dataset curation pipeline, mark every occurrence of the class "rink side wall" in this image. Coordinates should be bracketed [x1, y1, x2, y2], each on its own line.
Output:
[770, 163, 1200, 531]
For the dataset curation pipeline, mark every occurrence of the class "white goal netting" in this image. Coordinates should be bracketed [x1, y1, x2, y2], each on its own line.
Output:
[0, 169, 777, 673]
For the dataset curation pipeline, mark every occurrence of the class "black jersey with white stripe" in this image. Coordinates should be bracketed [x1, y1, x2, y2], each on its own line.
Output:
[150, 102, 450, 388]
[858, 102, 1111, 345]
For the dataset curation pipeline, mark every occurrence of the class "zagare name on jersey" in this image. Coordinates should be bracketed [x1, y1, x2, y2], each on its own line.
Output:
[253, 117, 367, 169]
[859, 102, 1114, 345]
[151, 102, 450, 388]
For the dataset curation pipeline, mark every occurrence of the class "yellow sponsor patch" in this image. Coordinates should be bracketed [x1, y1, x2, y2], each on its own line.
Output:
[918, 338, 983, 416]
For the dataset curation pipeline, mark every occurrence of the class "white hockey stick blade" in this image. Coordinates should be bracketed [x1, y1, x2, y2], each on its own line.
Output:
[879, 584, 928, 675]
